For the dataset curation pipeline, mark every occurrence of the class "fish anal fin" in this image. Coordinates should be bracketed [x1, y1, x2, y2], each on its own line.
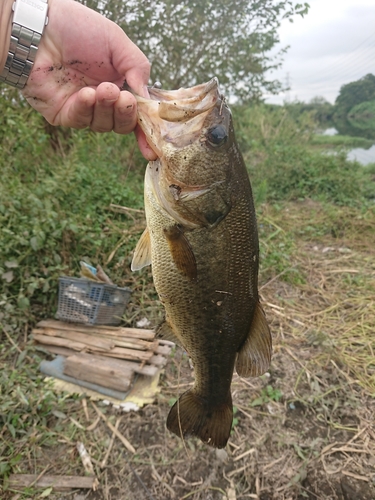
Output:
[236, 302, 272, 377]
[131, 228, 152, 271]
[167, 389, 233, 449]
[163, 225, 197, 281]
[155, 319, 181, 346]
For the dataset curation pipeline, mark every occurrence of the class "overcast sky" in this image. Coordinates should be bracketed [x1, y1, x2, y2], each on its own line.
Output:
[265, 0, 375, 105]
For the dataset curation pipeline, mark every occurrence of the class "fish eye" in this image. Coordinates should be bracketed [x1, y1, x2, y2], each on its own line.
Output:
[206, 125, 228, 147]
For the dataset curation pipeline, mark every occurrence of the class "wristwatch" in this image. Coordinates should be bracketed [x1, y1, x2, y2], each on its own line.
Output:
[0, 0, 49, 89]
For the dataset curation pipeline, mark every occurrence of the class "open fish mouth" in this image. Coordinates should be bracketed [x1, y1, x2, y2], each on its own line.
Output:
[135, 78, 221, 154]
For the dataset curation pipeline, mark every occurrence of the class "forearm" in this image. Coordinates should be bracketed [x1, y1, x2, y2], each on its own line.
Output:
[0, 0, 14, 72]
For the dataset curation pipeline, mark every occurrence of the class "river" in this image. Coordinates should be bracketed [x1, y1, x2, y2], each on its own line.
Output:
[323, 128, 375, 166]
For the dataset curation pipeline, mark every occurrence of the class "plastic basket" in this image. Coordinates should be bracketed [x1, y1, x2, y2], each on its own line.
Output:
[56, 277, 131, 326]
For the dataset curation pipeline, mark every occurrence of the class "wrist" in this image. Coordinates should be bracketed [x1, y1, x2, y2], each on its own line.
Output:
[0, 0, 49, 88]
[0, 0, 14, 73]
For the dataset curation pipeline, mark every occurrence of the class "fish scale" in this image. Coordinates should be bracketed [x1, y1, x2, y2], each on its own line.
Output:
[131, 78, 272, 448]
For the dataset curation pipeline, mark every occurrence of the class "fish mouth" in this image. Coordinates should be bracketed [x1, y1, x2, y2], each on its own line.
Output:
[135, 78, 221, 155]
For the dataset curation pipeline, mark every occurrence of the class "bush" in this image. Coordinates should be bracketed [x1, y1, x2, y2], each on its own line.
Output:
[0, 89, 147, 328]
[232, 103, 375, 205]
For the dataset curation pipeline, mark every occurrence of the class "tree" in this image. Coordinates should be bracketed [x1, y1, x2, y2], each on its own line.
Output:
[347, 100, 375, 135]
[285, 96, 334, 126]
[335, 74, 375, 117]
[80, 0, 309, 101]
[333, 74, 375, 138]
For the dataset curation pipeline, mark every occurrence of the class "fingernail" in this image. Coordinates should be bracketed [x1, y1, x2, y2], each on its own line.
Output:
[103, 98, 118, 105]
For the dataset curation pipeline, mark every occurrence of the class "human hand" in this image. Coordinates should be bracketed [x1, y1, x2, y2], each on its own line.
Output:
[20, 0, 156, 159]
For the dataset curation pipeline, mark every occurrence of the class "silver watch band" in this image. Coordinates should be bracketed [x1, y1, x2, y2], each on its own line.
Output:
[0, 0, 48, 89]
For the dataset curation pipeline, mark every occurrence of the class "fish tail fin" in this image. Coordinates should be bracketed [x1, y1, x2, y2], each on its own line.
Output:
[167, 389, 233, 449]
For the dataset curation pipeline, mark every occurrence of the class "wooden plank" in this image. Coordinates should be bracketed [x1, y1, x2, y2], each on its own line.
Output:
[8, 474, 95, 491]
[33, 335, 152, 361]
[64, 355, 133, 391]
[36, 347, 159, 377]
[34, 326, 157, 351]
[66, 352, 159, 376]
[37, 320, 155, 340]
[100, 347, 154, 362]
[33, 328, 115, 350]
[40, 357, 128, 400]
[85, 334, 158, 351]
[35, 345, 78, 358]
[33, 334, 90, 352]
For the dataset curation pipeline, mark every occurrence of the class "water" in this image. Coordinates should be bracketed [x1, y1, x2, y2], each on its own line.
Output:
[322, 128, 375, 166]
[347, 145, 375, 166]
[322, 128, 338, 136]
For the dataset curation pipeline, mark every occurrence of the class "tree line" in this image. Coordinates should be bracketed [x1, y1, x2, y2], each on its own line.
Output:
[288, 74, 375, 139]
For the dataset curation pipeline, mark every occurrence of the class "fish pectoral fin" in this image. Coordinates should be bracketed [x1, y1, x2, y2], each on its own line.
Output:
[236, 302, 272, 377]
[131, 228, 152, 271]
[155, 319, 181, 346]
[163, 225, 197, 281]
[167, 389, 233, 449]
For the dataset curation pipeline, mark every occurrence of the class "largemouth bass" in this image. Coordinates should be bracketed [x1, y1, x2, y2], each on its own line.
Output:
[131, 78, 272, 448]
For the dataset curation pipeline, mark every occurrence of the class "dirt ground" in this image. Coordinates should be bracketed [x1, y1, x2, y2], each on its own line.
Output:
[1, 203, 375, 500]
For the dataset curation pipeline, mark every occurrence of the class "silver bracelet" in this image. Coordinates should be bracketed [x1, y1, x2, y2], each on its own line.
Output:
[0, 0, 48, 89]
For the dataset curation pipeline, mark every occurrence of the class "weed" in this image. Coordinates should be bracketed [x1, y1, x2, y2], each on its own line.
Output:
[250, 385, 283, 407]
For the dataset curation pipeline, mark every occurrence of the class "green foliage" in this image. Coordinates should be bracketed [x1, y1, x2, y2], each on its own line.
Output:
[258, 210, 304, 285]
[0, 342, 67, 481]
[335, 73, 375, 116]
[79, 0, 309, 102]
[286, 96, 335, 127]
[0, 87, 374, 333]
[261, 147, 373, 205]
[0, 91, 147, 329]
[231, 406, 239, 430]
[347, 100, 375, 133]
[311, 134, 374, 149]
[250, 385, 283, 406]
[333, 74, 375, 138]
[232, 103, 375, 206]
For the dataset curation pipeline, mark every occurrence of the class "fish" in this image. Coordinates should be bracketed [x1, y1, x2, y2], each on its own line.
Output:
[131, 78, 272, 448]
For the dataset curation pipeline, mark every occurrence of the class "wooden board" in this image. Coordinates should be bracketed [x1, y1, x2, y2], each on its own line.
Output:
[33, 326, 157, 351]
[33, 334, 154, 362]
[32, 328, 115, 350]
[34, 320, 172, 393]
[64, 354, 133, 391]
[8, 474, 96, 491]
[37, 319, 155, 340]
[36, 346, 159, 377]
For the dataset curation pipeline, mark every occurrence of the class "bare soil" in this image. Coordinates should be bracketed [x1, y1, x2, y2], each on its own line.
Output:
[1, 202, 375, 500]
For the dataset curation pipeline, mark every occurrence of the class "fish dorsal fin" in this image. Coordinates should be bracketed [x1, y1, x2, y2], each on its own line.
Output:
[163, 225, 197, 281]
[156, 319, 181, 346]
[131, 228, 152, 271]
[236, 303, 272, 377]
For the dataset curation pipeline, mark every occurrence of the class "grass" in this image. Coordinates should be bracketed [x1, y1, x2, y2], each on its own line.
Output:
[311, 134, 374, 149]
[1, 96, 375, 499]
[1, 201, 374, 499]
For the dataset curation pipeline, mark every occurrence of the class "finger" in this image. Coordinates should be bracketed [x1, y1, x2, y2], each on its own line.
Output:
[90, 83, 121, 133]
[62, 87, 96, 128]
[113, 91, 138, 135]
[124, 64, 151, 98]
[135, 125, 158, 161]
